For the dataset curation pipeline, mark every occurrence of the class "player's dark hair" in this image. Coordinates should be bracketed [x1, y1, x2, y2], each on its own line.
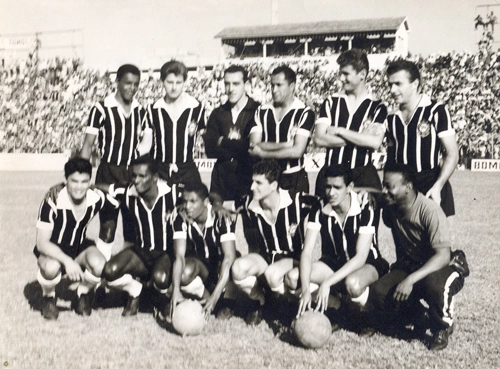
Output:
[252, 159, 282, 184]
[64, 157, 92, 178]
[224, 64, 248, 82]
[324, 165, 353, 186]
[383, 163, 417, 187]
[116, 64, 141, 81]
[160, 60, 188, 81]
[183, 181, 209, 200]
[337, 48, 369, 74]
[130, 155, 158, 175]
[386, 59, 421, 87]
[271, 65, 296, 84]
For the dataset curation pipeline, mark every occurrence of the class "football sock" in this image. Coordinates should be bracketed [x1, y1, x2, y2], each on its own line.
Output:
[351, 287, 369, 308]
[77, 270, 101, 297]
[107, 274, 143, 298]
[180, 276, 205, 299]
[234, 275, 265, 305]
[271, 282, 286, 295]
[37, 269, 61, 298]
[96, 239, 113, 262]
[153, 283, 169, 295]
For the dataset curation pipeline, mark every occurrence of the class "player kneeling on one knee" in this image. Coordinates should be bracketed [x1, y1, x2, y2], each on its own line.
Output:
[35, 158, 108, 320]
[285, 165, 388, 333]
[168, 182, 237, 321]
[232, 160, 317, 325]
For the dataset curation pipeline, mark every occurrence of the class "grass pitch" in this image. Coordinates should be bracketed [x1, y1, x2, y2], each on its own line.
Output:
[0, 170, 499, 369]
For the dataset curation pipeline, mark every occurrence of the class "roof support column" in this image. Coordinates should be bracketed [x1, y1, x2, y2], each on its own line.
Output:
[263, 43, 267, 58]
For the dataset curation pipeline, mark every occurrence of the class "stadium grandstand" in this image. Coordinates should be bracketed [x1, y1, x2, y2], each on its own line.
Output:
[215, 17, 409, 62]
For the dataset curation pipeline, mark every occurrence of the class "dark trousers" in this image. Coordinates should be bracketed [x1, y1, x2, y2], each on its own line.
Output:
[369, 266, 465, 331]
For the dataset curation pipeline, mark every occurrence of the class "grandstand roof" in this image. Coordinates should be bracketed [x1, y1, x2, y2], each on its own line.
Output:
[215, 17, 409, 40]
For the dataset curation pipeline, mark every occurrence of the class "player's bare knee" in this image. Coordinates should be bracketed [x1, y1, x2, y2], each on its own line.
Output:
[181, 261, 198, 286]
[264, 267, 278, 288]
[345, 275, 364, 298]
[152, 270, 170, 290]
[102, 262, 121, 281]
[231, 258, 247, 281]
[85, 250, 106, 277]
[38, 258, 62, 279]
[284, 268, 298, 290]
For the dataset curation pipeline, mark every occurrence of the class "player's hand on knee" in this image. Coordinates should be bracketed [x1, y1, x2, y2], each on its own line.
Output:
[64, 260, 84, 282]
[393, 279, 413, 302]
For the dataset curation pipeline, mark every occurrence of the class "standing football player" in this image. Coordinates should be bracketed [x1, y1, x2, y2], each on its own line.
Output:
[313, 49, 387, 197]
[146, 60, 205, 187]
[385, 60, 459, 216]
[248, 66, 315, 196]
[80, 64, 151, 260]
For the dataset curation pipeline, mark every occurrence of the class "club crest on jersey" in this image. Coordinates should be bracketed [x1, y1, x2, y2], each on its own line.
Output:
[417, 120, 431, 138]
[288, 223, 298, 237]
[188, 120, 197, 136]
[228, 127, 241, 140]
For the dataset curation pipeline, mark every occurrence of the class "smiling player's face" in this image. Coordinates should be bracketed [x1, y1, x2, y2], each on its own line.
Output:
[66, 172, 91, 203]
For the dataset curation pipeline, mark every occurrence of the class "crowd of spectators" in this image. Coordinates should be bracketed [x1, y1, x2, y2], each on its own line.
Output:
[1, 48, 499, 166]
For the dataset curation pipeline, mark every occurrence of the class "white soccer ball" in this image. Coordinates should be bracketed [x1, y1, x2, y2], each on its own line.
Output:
[172, 299, 205, 336]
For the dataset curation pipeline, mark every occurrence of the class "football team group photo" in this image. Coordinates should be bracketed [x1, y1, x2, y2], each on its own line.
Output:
[1, 1, 499, 368]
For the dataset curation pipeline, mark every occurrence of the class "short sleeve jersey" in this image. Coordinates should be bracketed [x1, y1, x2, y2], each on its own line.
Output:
[241, 189, 319, 259]
[37, 186, 107, 257]
[86, 95, 148, 166]
[250, 98, 315, 173]
[108, 180, 179, 252]
[307, 192, 381, 269]
[147, 93, 206, 164]
[383, 192, 451, 272]
[171, 204, 236, 267]
[316, 94, 387, 169]
[385, 94, 455, 172]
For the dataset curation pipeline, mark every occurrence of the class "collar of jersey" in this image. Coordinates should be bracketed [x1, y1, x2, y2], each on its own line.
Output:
[54, 186, 102, 210]
[152, 93, 199, 110]
[333, 91, 377, 101]
[321, 190, 361, 218]
[128, 179, 171, 198]
[392, 94, 432, 116]
[104, 94, 140, 110]
[248, 188, 292, 216]
[260, 97, 305, 111]
[191, 203, 214, 233]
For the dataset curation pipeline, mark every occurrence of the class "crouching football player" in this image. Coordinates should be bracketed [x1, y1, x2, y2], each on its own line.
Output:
[100, 156, 179, 317]
[366, 164, 468, 351]
[285, 165, 388, 333]
[231, 160, 318, 325]
[168, 182, 237, 320]
[35, 158, 107, 320]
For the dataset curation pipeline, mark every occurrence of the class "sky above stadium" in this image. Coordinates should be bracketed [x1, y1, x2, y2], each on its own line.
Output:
[0, 0, 496, 70]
